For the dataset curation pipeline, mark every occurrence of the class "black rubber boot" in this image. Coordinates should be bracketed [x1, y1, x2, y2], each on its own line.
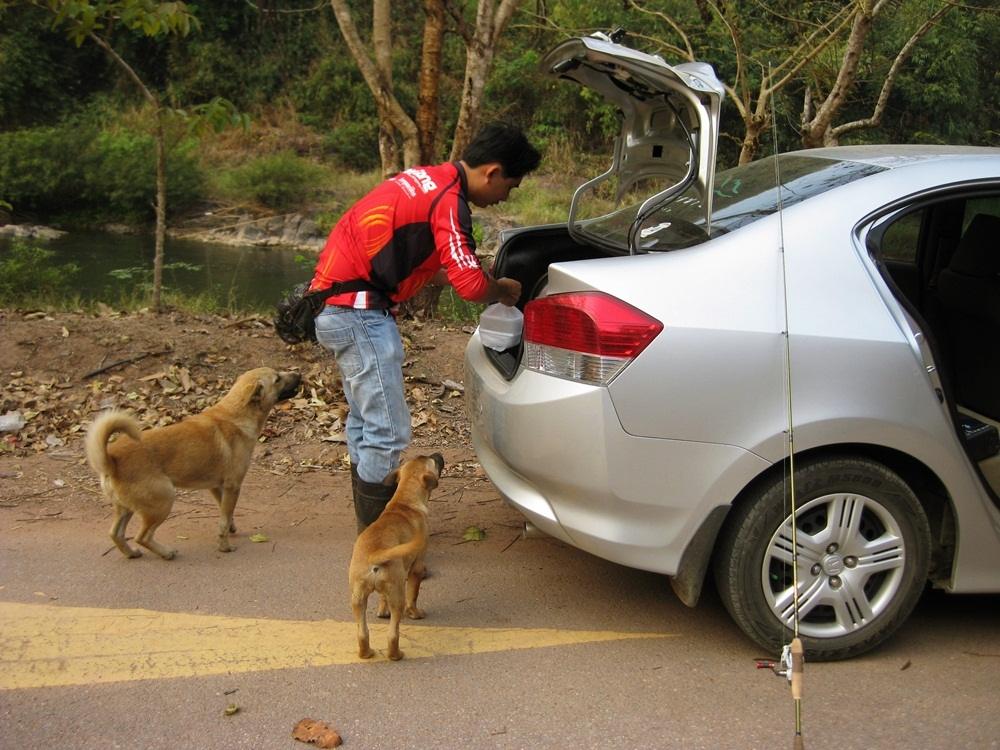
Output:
[353, 474, 396, 535]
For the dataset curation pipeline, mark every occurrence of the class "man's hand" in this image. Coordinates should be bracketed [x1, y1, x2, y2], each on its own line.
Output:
[493, 277, 521, 306]
[469, 274, 521, 306]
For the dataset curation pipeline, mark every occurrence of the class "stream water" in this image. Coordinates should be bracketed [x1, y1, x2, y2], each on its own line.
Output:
[3, 230, 312, 311]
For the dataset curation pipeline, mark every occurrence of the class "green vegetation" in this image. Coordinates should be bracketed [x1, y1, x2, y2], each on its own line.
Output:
[214, 152, 327, 211]
[0, 239, 79, 305]
[0, 118, 204, 224]
[436, 287, 485, 324]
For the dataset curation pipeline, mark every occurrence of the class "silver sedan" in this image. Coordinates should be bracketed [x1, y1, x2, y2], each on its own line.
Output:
[464, 34, 1000, 661]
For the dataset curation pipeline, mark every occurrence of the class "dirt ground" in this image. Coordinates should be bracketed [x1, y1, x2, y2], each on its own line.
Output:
[4, 309, 1000, 750]
[0, 306, 513, 548]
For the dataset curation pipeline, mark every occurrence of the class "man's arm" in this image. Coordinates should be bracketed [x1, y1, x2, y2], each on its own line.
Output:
[472, 274, 521, 307]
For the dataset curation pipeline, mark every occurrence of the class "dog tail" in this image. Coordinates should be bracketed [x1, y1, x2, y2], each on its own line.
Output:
[85, 410, 142, 477]
[369, 532, 427, 569]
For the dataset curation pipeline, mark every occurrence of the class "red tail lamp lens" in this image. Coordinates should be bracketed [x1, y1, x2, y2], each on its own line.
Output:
[524, 292, 663, 358]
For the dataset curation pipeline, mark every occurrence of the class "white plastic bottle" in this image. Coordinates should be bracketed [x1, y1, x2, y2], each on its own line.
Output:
[478, 303, 524, 351]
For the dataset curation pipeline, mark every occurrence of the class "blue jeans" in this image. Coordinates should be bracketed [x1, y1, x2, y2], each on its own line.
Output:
[315, 307, 411, 484]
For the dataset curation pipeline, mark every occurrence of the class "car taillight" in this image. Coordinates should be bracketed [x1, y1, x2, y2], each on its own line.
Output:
[522, 292, 663, 385]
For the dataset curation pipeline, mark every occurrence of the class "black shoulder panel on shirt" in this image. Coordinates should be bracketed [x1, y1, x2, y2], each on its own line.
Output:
[369, 222, 436, 291]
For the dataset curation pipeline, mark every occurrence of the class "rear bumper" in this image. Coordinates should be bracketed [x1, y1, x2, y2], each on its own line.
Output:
[465, 335, 770, 575]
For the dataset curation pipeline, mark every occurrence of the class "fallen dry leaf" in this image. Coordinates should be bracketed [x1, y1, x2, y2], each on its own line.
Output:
[463, 525, 486, 542]
[292, 718, 343, 748]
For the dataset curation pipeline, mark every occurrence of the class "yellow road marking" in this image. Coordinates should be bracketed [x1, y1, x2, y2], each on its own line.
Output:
[0, 601, 675, 690]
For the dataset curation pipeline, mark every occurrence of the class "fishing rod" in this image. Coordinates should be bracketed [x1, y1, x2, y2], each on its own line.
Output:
[754, 62, 806, 750]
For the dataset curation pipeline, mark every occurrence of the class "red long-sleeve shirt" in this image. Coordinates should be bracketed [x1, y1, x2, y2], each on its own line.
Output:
[310, 162, 488, 309]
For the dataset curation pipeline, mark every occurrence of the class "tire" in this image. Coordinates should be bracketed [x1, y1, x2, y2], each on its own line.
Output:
[713, 456, 932, 661]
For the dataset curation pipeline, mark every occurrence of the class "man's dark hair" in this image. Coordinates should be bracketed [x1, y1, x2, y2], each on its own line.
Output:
[461, 122, 541, 179]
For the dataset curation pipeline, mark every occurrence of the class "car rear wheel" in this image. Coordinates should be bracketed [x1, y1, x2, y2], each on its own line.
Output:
[713, 456, 931, 661]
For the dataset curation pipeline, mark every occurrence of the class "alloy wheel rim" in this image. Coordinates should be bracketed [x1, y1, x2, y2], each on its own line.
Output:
[762, 492, 907, 639]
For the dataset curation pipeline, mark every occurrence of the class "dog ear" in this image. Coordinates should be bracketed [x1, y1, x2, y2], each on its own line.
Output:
[420, 471, 439, 491]
[382, 468, 400, 487]
[431, 452, 445, 475]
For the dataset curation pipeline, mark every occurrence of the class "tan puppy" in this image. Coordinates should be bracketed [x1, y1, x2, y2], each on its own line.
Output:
[348, 453, 445, 661]
[85, 367, 301, 559]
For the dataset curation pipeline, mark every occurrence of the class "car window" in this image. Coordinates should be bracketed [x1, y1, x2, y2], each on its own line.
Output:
[963, 196, 1000, 229]
[577, 155, 885, 252]
[879, 211, 923, 263]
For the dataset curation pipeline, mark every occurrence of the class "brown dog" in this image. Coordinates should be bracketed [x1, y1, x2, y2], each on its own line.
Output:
[85, 367, 301, 559]
[348, 453, 445, 661]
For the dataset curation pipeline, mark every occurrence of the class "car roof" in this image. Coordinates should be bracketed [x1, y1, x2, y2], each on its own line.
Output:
[785, 144, 1000, 169]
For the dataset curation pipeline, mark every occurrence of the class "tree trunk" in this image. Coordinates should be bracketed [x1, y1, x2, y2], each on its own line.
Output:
[449, 0, 521, 160]
[87, 31, 169, 312]
[153, 112, 167, 312]
[398, 0, 449, 318]
[373, 0, 400, 174]
[417, 0, 445, 164]
[329, 0, 421, 170]
[800, 3, 877, 148]
[738, 113, 768, 165]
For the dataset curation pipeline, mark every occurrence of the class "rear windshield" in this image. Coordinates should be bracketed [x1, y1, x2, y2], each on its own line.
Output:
[577, 154, 886, 252]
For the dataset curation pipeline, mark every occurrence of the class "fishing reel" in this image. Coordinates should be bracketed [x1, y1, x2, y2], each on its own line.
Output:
[755, 638, 803, 687]
[755, 642, 794, 682]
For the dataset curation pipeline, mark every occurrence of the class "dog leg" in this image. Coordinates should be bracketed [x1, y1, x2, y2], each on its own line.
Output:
[109, 505, 141, 559]
[215, 485, 240, 552]
[210, 488, 238, 534]
[376, 594, 390, 619]
[386, 588, 406, 661]
[352, 589, 375, 659]
[134, 510, 177, 560]
[405, 561, 426, 620]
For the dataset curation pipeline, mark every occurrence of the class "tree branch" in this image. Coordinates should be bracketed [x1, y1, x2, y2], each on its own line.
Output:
[625, 0, 694, 60]
[492, 0, 520, 45]
[87, 32, 158, 108]
[707, 1, 747, 112]
[767, 4, 854, 89]
[616, 29, 694, 64]
[805, 5, 876, 130]
[443, 0, 474, 44]
[830, 4, 953, 139]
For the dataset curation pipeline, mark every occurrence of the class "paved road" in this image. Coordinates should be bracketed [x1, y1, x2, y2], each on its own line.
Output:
[1, 467, 998, 749]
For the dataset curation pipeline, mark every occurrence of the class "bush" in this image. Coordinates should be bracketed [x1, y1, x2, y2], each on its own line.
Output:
[216, 151, 326, 210]
[322, 120, 380, 171]
[82, 131, 204, 222]
[0, 239, 79, 304]
[0, 120, 204, 223]
[0, 125, 91, 213]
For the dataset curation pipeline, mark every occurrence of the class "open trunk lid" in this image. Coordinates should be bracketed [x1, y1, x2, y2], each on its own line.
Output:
[540, 32, 724, 252]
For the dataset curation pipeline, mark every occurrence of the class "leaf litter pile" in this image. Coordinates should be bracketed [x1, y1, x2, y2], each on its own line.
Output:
[0, 307, 487, 482]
